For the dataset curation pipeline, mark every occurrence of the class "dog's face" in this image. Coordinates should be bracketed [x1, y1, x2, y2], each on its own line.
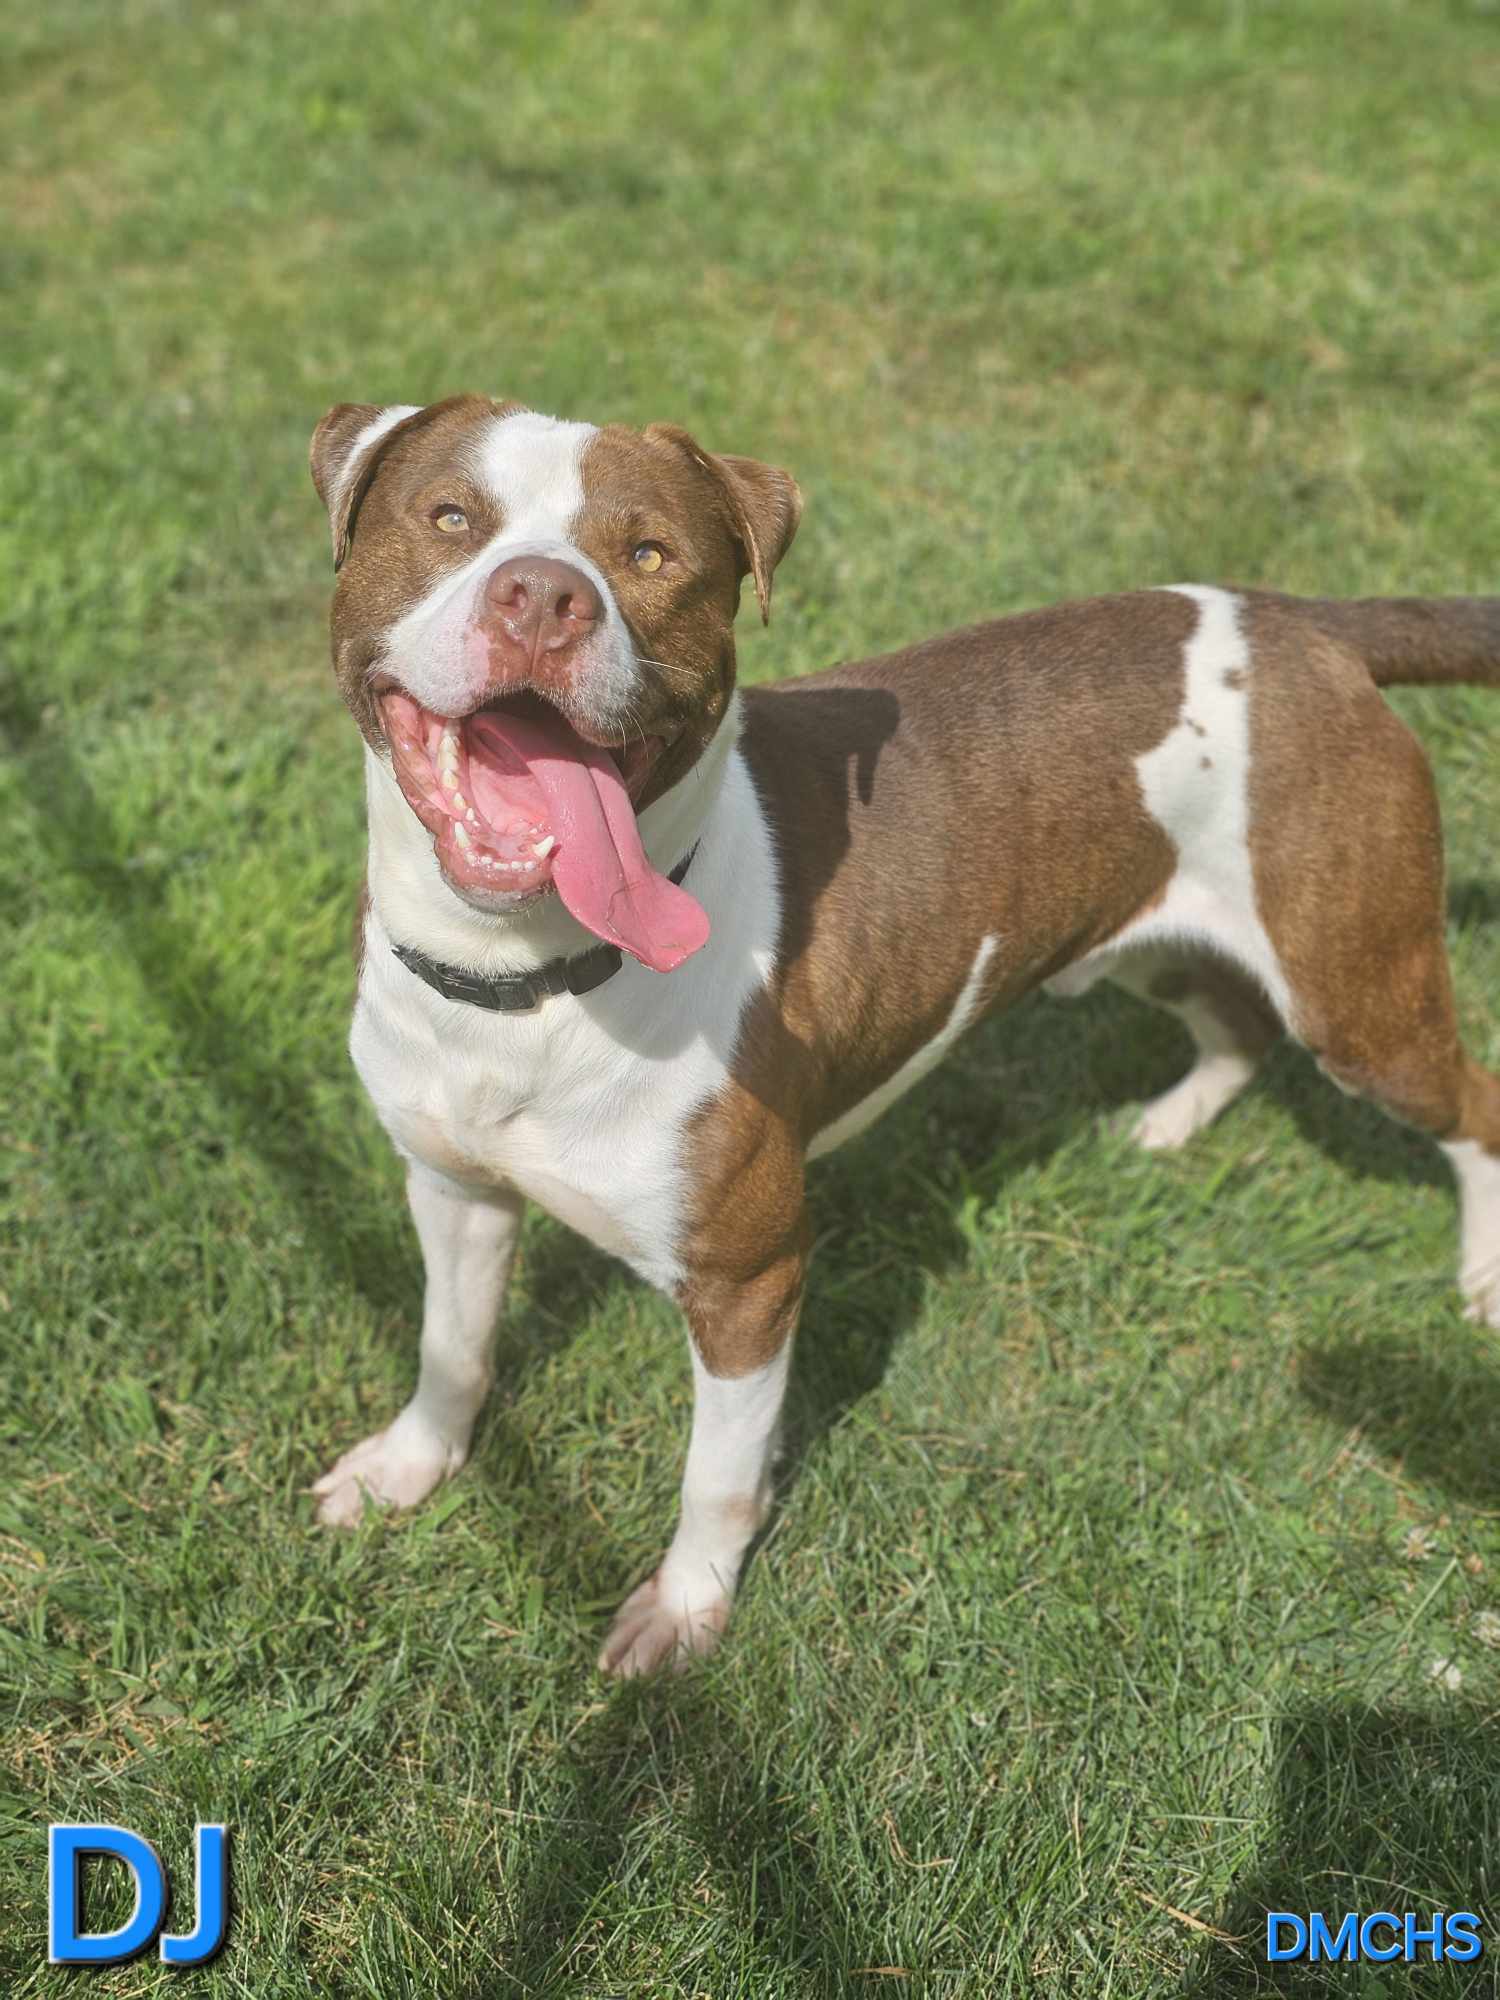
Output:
[310, 395, 800, 968]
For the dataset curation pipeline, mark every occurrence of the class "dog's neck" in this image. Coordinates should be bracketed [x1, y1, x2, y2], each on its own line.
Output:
[365, 691, 743, 975]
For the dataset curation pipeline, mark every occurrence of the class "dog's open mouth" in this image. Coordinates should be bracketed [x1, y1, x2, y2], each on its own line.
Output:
[378, 687, 710, 974]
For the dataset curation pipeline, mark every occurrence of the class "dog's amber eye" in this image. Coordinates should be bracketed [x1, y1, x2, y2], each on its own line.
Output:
[433, 506, 469, 534]
[632, 541, 665, 574]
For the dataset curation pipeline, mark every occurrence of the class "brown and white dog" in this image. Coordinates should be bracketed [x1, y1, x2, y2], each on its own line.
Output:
[307, 394, 1500, 1675]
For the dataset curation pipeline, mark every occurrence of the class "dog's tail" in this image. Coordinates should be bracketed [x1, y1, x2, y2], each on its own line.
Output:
[1273, 593, 1500, 689]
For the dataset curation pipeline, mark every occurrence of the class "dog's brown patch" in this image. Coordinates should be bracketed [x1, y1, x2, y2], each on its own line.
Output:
[677, 591, 1200, 1372]
[679, 582, 1500, 1373]
[1242, 594, 1500, 1146]
[569, 424, 800, 813]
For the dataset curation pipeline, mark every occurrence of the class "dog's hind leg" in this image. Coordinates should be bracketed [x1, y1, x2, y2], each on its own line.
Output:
[1309, 994, 1500, 1329]
[1108, 952, 1282, 1152]
[1258, 713, 1500, 1326]
[1444, 1106, 1500, 1328]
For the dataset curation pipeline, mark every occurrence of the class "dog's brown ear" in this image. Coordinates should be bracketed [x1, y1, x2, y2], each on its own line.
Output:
[710, 452, 803, 624]
[646, 425, 803, 624]
[308, 402, 426, 570]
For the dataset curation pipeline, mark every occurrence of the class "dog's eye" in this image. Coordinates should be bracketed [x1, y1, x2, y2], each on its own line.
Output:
[632, 541, 666, 574]
[433, 506, 469, 535]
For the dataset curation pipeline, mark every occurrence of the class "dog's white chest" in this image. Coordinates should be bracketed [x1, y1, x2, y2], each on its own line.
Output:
[351, 747, 782, 1293]
[352, 959, 690, 1282]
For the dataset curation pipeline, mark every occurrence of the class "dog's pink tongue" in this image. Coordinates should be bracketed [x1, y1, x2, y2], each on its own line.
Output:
[468, 708, 709, 973]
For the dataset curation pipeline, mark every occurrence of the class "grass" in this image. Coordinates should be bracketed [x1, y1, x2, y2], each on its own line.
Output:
[3, 0, 1500, 1991]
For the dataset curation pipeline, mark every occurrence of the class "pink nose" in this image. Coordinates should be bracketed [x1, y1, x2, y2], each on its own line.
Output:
[483, 556, 601, 661]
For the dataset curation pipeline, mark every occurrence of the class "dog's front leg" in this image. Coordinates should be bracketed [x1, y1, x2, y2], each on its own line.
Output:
[312, 1166, 523, 1526]
[599, 1248, 805, 1677]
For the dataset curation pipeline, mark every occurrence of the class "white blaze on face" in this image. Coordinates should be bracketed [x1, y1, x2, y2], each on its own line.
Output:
[356, 406, 710, 970]
[372, 410, 640, 733]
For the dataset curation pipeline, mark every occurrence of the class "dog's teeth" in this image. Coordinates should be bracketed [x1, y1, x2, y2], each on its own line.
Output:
[466, 809, 479, 825]
[450, 789, 466, 808]
[532, 835, 556, 858]
[453, 824, 470, 849]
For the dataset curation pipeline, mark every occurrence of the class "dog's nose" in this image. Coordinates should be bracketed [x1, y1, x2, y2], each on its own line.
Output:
[484, 556, 600, 658]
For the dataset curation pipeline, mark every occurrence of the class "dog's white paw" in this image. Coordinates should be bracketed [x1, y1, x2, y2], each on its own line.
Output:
[597, 1569, 732, 1678]
[310, 1412, 464, 1527]
[1129, 1088, 1214, 1153]
[1125, 1053, 1259, 1153]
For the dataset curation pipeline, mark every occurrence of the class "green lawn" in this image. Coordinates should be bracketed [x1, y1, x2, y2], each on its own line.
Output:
[4, 1, 1500, 1992]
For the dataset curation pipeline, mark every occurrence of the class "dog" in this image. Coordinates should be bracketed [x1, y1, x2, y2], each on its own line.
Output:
[306, 394, 1500, 1675]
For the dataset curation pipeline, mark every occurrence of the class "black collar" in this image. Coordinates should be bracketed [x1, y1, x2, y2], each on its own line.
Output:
[390, 846, 698, 1013]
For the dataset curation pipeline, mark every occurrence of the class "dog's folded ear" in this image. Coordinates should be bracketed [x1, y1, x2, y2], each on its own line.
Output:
[308, 402, 430, 571]
[711, 452, 804, 625]
[645, 426, 803, 624]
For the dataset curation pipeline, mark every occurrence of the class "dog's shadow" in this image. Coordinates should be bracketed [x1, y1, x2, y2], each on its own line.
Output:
[1296, 1332, 1500, 1506]
[375, 1670, 870, 1998]
[0, 676, 423, 1333]
[1178, 1702, 1498, 1996]
[1449, 874, 1500, 934]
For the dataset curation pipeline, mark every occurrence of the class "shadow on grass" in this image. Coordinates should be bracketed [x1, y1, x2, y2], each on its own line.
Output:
[2, 675, 422, 1327]
[782, 988, 1148, 1467]
[1262, 1044, 1451, 1193]
[1182, 1703, 1497, 1997]
[1296, 1333, 1500, 1506]
[1449, 876, 1500, 934]
[491, 1223, 624, 1386]
[477, 1678, 863, 1998]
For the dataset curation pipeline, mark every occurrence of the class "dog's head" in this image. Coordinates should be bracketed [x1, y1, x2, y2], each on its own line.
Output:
[310, 395, 800, 970]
